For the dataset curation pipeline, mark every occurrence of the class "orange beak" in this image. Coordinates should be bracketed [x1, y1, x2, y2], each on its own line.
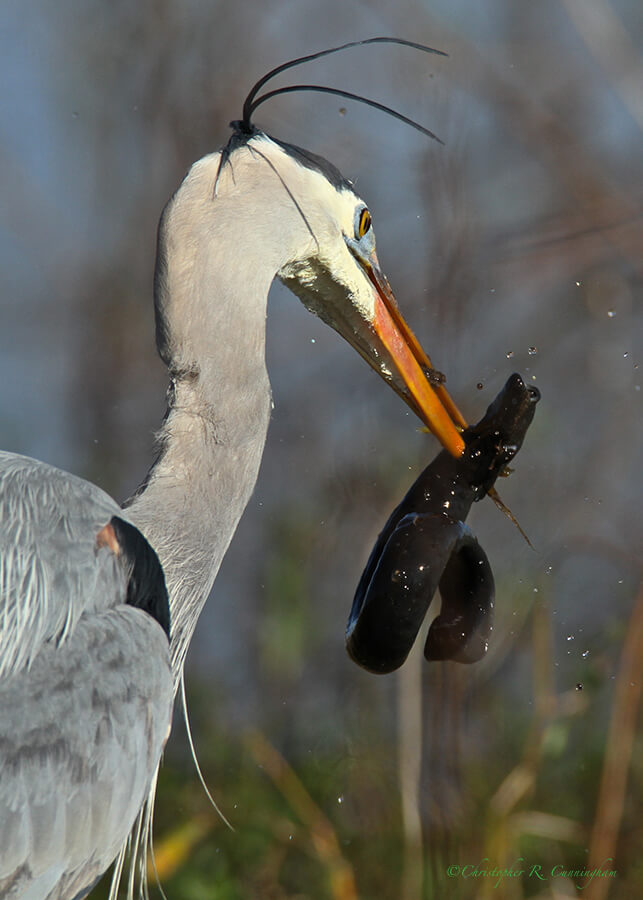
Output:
[366, 254, 466, 457]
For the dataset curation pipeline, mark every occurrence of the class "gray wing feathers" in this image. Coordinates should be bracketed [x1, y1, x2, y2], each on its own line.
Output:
[0, 451, 174, 899]
[0, 608, 173, 900]
[0, 451, 127, 677]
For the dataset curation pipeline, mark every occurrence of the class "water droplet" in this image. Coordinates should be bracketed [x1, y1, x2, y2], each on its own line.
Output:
[337, 796, 344, 804]
[575, 281, 581, 287]
[576, 683, 583, 691]
[339, 107, 347, 116]
[476, 382, 484, 390]
[442, 500, 450, 509]
[582, 650, 590, 658]
[506, 350, 514, 359]
[311, 338, 316, 344]
[623, 352, 629, 358]
[607, 309, 616, 318]
[566, 634, 574, 641]
[528, 346, 537, 355]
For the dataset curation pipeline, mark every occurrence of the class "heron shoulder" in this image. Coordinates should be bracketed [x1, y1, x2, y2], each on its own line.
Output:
[0, 451, 168, 678]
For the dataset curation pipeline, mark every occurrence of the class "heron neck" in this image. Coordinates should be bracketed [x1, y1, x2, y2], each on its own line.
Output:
[126, 298, 272, 684]
[123, 144, 315, 686]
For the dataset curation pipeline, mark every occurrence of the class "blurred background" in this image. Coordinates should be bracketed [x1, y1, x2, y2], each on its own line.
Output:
[1, 0, 641, 897]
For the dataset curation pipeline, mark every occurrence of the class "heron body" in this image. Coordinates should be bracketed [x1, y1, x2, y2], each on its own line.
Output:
[1, 127, 464, 898]
[0, 453, 173, 899]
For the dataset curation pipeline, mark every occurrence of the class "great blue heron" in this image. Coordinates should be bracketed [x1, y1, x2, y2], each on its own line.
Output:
[0, 40, 466, 899]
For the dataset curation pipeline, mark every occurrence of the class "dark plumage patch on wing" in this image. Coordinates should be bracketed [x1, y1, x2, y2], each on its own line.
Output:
[108, 517, 170, 640]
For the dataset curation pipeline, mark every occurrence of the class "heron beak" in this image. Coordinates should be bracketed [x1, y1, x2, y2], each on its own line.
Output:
[362, 252, 466, 457]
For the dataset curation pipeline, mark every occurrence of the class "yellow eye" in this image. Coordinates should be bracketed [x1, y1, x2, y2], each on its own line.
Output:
[358, 208, 372, 238]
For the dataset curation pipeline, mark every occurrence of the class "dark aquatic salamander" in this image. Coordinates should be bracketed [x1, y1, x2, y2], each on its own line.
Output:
[346, 373, 540, 674]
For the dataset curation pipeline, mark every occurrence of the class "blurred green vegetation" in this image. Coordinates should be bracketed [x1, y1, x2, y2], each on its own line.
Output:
[92, 570, 641, 900]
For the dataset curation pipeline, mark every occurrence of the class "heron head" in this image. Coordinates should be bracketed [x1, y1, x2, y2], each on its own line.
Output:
[154, 128, 464, 456]
[212, 39, 465, 455]
[244, 132, 466, 457]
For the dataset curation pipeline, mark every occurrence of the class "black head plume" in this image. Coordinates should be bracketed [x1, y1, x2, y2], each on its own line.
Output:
[216, 38, 447, 196]
[232, 37, 447, 142]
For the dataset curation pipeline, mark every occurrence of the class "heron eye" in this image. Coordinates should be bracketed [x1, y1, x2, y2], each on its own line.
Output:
[357, 208, 372, 239]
